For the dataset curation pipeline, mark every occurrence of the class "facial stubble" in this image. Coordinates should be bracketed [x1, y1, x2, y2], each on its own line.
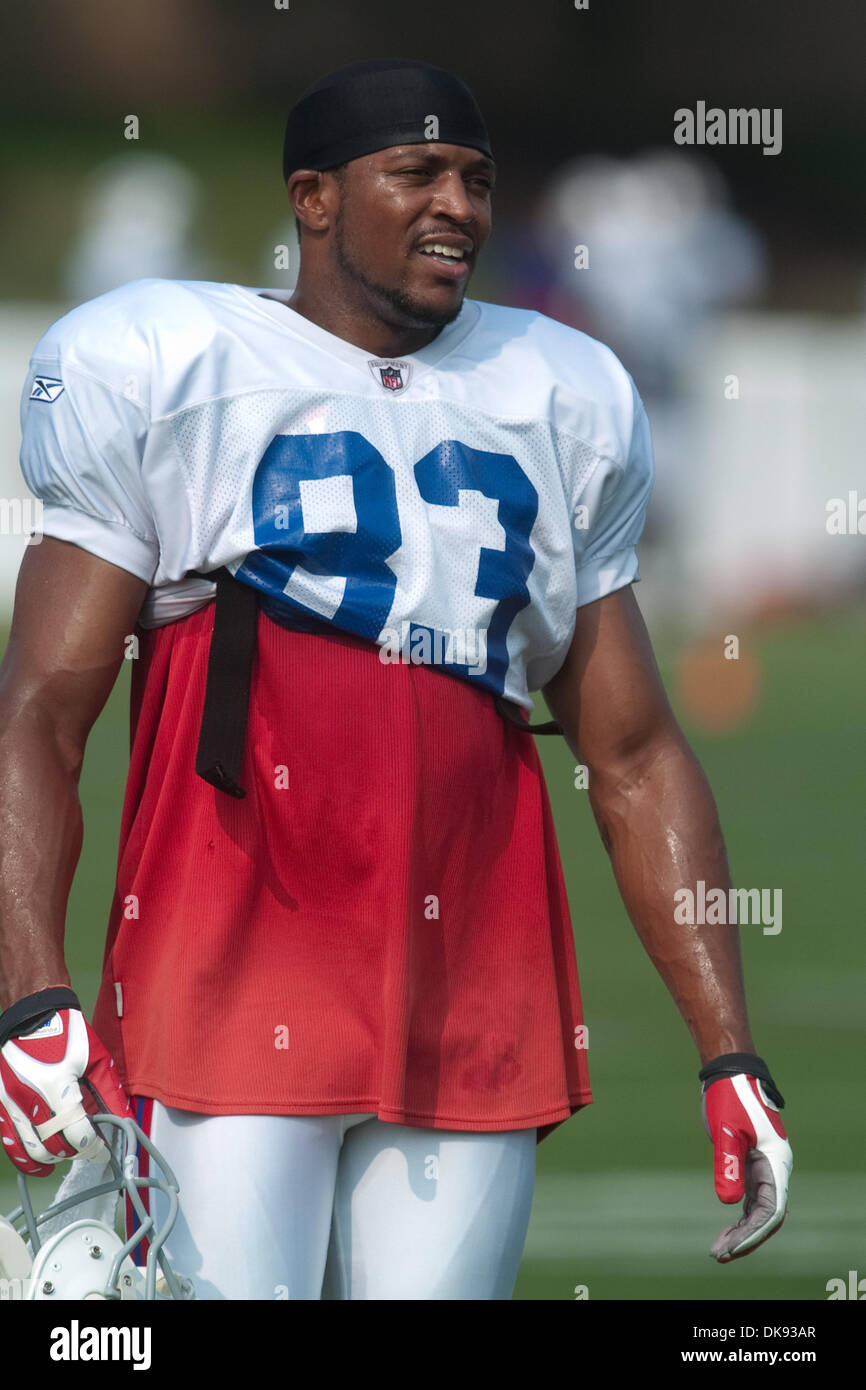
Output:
[333, 201, 464, 332]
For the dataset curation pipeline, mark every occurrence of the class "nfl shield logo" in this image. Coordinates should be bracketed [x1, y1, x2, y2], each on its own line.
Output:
[368, 358, 411, 394]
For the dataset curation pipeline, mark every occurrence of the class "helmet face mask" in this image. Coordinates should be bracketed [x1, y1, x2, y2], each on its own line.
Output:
[0, 1112, 194, 1300]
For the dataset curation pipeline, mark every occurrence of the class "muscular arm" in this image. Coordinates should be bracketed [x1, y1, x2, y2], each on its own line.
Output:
[0, 538, 148, 1008]
[543, 584, 755, 1065]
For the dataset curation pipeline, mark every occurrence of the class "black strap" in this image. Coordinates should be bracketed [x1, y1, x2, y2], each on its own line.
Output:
[0, 987, 81, 1049]
[699, 1052, 785, 1109]
[193, 570, 564, 798]
[494, 695, 562, 736]
[194, 568, 259, 799]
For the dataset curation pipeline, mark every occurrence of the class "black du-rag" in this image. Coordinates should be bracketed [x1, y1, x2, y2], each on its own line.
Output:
[282, 57, 494, 178]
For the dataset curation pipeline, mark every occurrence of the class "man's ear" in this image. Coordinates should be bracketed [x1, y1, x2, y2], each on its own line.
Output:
[287, 168, 341, 236]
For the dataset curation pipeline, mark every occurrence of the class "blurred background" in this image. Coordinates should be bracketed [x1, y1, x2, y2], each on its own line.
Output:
[0, 0, 863, 1301]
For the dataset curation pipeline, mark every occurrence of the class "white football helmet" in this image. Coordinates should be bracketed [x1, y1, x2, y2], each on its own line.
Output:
[0, 1112, 193, 1300]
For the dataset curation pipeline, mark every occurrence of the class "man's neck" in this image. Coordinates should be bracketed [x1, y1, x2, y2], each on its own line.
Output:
[280, 284, 450, 360]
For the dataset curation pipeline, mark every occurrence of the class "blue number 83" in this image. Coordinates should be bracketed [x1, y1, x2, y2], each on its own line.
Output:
[235, 430, 538, 697]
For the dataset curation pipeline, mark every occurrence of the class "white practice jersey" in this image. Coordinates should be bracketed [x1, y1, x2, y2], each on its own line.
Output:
[19, 278, 653, 712]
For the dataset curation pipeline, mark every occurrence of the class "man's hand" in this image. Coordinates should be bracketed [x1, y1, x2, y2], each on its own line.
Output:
[543, 590, 792, 1263]
[0, 986, 130, 1176]
[700, 1052, 793, 1262]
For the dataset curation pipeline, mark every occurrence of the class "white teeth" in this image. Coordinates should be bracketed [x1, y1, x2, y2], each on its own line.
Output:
[419, 244, 465, 259]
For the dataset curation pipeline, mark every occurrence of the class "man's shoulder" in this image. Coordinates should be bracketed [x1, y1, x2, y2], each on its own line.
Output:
[28, 279, 241, 386]
[468, 299, 641, 451]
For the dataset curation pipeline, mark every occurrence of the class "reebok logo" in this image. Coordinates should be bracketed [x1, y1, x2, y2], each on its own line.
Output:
[29, 376, 65, 403]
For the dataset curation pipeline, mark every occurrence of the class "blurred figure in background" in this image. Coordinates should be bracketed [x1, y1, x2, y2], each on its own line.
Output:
[64, 154, 206, 302]
[530, 151, 767, 626]
[534, 149, 766, 399]
[489, 148, 772, 625]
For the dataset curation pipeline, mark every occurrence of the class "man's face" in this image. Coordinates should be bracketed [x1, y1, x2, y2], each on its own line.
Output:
[329, 143, 495, 330]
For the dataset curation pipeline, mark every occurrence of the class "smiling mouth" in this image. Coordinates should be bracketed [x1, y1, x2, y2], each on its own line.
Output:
[415, 246, 470, 277]
[418, 242, 467, 261]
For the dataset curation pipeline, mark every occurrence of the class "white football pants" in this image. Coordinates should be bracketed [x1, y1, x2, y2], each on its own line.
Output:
[134, 1102, 537, 1300]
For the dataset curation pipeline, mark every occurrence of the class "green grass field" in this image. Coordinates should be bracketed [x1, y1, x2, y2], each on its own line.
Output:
[1, 607, 863, 1300]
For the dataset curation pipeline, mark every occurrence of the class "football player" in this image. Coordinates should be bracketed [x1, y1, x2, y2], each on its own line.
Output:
[0, 58, 791, 1298]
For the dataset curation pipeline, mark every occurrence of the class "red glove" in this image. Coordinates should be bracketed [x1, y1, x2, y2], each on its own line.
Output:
[701, 1052, 793, 1262]
[0, 986, 130, 1177]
